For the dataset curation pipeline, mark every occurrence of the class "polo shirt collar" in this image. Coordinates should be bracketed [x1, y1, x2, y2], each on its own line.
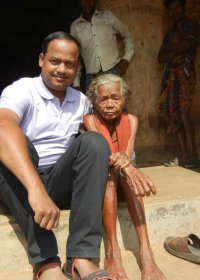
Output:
[37, 75, 68, 100]
[64, 87, 77, 104]
[36, 76, 77, 105]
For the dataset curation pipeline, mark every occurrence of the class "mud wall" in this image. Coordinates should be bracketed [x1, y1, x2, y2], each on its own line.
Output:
[98, 0, 200, 165]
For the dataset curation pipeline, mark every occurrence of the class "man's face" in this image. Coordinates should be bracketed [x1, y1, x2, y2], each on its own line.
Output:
[80, 0, 97, 15]
[94, 81, 124, 122]
[168, 1, 185, 23]
[39, 39, 79, 96]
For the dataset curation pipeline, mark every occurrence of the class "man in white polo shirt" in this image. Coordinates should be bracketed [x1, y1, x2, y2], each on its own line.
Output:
[0, 32, 112, 280]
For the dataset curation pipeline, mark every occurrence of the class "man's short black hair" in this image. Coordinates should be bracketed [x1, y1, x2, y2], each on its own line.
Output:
[41, 31, 80, 55]
[164, 0, 185, 8]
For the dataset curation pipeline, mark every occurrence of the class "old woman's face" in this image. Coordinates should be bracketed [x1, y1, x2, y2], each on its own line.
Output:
[94, 81, 124, 122]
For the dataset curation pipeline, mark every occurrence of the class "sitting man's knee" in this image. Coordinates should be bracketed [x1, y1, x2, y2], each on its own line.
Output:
[81, 131, 110, 155]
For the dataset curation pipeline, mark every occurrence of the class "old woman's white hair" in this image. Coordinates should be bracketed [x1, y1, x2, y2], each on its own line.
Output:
[86, 74, 131, 103]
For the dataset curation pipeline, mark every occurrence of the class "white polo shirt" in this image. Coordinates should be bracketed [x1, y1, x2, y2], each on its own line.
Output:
[0, 76, 91, 170]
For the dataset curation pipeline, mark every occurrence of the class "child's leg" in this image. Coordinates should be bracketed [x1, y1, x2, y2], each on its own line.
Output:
[120, 177, 166, 280]
[103, 173, 128, 280]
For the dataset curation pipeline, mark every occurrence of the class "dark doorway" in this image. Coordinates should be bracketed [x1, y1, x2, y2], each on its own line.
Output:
[0, 0, 81, 93]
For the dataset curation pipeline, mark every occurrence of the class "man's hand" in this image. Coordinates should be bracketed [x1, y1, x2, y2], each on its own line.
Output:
[28, 187, 60, 230]
[122, 165, 157, 197]
[0, 109, 60, 231]
[117, 59, 129, 76]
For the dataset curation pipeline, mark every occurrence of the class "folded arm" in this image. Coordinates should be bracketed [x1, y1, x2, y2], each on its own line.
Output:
[158, 39, 195, 63]
[158, 20, 199, 64]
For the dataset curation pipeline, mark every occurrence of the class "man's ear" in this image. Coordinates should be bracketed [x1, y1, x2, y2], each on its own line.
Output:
[39, 53, 44, 68]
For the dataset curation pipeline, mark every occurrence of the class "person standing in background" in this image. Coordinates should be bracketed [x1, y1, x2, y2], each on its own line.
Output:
[158, 0, 200, 168]
[70, 0, 134, 91]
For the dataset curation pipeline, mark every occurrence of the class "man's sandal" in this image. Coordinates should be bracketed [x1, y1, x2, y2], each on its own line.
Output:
[63, 259, 80, 280]
[62, 258, 113, 280]
[35, 262, 61, 280]
[164, 158, 179, 167]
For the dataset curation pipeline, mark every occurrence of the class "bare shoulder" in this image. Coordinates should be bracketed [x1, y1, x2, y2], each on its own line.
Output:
[0, 108, 20, 125]
[83, 113, 93, 121]
[127, 114, 138, 125]
[83, 114, 98, 132]
[83, 114, 94, 125]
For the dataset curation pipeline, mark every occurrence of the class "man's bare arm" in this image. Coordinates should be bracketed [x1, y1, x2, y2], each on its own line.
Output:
[0, 109, 60, 230]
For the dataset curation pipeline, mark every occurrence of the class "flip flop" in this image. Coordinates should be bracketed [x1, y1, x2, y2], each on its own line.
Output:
[164, 158, 190, 168]
[35, 262, 61, 279]
[164, 158, 179, 167]
[164, 234, 200, 264]
[62, 259, 80, 280]
[80, 270, 113, 280]
[62, 258, 113, 280]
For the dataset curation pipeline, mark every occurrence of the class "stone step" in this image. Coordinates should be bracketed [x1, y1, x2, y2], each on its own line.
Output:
[0, 166, 200, 278]
[1, 248, 200, 280]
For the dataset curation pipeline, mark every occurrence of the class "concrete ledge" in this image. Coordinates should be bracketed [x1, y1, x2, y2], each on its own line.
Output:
[0, 166, 200, 275]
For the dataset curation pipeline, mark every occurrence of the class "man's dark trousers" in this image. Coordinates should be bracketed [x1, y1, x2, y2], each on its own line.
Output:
[0, 131, 110, 264]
